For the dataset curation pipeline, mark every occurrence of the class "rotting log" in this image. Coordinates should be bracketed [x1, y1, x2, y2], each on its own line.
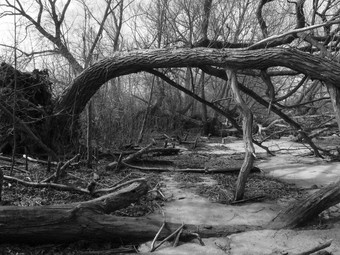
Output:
[0, 180, 148, 243]
[268, 178, 340, 229]
[0, 201, 260, 244]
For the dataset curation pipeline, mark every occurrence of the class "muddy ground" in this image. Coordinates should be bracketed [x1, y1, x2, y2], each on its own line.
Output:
[0, 136, 340, 254]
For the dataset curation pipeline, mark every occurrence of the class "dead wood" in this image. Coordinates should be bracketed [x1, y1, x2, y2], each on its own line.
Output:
[23, 155, 58, 166]
[0, 155, 24, 164]
[226, 69, 255, 201]
[0, 165, 29, 174]
[0, 179, 148, 243]
[271, 239, 333, 255]
[0, 203, 260, 244]
[105, 142, 154, 171]
[42, 154, 80, 183]
[230, 195, 265, 205]
[111, 147, 180, 157]
[268, 178, 340, 229]
[92, 177, 147, 196]
[123, 162, 261, 174]
[3, 175, 90, 194]
[105, 143, 180, 171]
[295, 239, 332, 255]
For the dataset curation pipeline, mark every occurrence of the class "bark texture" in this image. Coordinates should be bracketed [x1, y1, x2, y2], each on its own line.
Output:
[326, 83, 340, 131]
[0, 180, 148, 243]
[226, 69, 255, 200]
[55, 48, 340, 116]
[268, 178, 340, 229]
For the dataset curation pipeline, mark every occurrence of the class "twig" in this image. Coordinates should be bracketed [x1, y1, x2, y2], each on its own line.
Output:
[0, 155, 24, 164]
[293, 239, 332, 255]
[93, 178, 146, 196]
[248, 19, 340, 50]
[150, 221, 166, 252]
[116, 153, 123, 171]
[0, 165, 29, 174]
[42, 161, 62, 183]
[106, 141, 155, 170]
[190, 233, 205, 246]
[22, 154, 58, 165]
[42, 154, 80, 183]
[231, 195, 265, 205]
[150, 223, 185, 252]
[3, 175, 90, 194]
[173, 227, 183, 247]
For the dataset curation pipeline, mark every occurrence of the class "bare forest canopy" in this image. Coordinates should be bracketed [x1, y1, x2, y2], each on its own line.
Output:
[1, 0, 340, 156]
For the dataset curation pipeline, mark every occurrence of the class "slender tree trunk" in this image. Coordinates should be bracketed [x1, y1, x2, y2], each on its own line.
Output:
[0, 168, 3, 201]
[86, 100, 93, 168]
[137, 77, 155, 144]
[326, 83, 340, 131]
[200, 72, 209, 135]
[226, 69, 255, 201]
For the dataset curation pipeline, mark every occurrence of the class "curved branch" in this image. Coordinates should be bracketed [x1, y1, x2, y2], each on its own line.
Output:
[274, 75, 308, 102]
[55, 47, 340, 116]
[248, 19, 340, 50]
[256, 0, 273, 38]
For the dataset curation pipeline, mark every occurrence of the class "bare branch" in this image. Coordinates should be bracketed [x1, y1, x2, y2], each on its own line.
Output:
[248, 18, 340, 50]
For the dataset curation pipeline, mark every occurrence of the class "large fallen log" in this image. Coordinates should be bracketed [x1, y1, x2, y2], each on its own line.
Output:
[268, 178, 340, 229]
[0, 207, 260, 244]
[0, 179, 148, 243]
[1, 176, 340, 245]
[0, 175, 259, 244]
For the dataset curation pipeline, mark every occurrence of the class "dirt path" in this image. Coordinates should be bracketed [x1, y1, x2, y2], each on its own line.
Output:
[139, 138, 340, 255]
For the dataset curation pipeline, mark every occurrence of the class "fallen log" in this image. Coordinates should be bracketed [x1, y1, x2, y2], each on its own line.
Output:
[268, 178, 340, 229]
[106, 143, 180, 171]
[123, 162, 261, 173]
[0, 179, 148, 243]
[0, 206, 260, 244]
[111, 147, 180, 157]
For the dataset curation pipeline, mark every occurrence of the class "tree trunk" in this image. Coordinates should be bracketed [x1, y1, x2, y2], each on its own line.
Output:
[200, 72, 209, 135]
[0, 180, 148, 243]
[55, 48, 340, 117]
[225, 69, 255, 201]
[326, 83, 340, 131]
[137, 77, 155, 144]
[268, 178, 340, 229]
[86, 100, 93, 168]
[0, 168, 3, 201]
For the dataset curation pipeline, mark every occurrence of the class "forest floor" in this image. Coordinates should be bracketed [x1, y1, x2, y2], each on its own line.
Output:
[1, 136, 340, 254]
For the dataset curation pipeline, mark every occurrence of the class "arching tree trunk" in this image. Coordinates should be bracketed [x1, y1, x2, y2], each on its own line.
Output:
[55, 48, 340, 118]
